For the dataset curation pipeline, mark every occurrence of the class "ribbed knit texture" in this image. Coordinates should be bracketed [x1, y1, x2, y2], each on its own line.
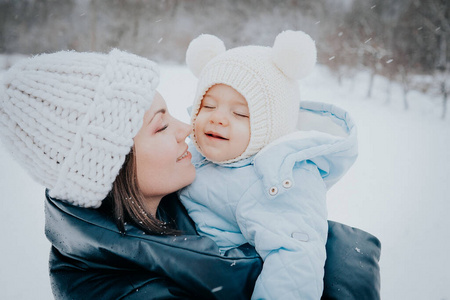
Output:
[0, 49, 159, 208]
[190, 46, 300, 164]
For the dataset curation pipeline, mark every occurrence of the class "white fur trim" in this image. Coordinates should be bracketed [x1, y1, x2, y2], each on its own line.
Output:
[297, 110, 347, 137]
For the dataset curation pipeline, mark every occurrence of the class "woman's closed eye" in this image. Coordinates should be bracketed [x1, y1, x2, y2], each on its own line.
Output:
[156, 124, 168, 133]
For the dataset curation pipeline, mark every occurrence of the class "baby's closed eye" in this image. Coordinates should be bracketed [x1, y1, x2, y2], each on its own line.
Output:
[234, 111, 249, 118]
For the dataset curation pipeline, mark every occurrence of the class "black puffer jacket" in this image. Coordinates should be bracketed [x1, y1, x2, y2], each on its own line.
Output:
[45, 191, 381, 300]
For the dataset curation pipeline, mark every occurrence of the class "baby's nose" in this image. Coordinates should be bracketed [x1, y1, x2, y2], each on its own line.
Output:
[210, 110, 229, 126]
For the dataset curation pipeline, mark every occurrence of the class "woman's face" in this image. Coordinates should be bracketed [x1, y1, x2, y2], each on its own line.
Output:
[134, 92, 195, 213]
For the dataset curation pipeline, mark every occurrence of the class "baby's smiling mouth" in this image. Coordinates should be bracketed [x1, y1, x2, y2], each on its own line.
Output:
[205, 132, 228, 140]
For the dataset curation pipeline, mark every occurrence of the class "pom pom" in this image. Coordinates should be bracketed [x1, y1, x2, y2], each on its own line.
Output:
[272, 30, 317, 80]
[186, 34, 226, 77]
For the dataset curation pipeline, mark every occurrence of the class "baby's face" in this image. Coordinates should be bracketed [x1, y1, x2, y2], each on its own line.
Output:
[194, 84, 250, 162]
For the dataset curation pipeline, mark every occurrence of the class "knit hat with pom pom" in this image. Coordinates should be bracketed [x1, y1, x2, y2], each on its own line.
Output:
[186, 30, 317, 164]
[0, 49, 159, 208]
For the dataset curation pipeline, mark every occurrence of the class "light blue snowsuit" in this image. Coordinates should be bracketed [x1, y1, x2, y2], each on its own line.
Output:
[179, 101, 358, 300]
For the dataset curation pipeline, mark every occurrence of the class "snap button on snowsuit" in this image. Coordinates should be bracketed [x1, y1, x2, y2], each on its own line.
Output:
[282, 179, 292, 188]
[269, 186, 278, 196]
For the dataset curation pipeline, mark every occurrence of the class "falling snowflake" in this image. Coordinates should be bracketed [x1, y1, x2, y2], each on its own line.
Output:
[211, 286, 223, 293]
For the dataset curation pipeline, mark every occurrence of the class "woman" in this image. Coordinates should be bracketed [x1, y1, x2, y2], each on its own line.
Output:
[0, 49, 381, 299]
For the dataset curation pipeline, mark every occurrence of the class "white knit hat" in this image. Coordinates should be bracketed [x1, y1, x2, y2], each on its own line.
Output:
[186, 30, 317, 164]
[0, 49, 159, 208]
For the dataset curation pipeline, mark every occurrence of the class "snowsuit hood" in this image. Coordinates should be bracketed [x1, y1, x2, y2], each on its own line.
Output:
[254, 100, 358, 192]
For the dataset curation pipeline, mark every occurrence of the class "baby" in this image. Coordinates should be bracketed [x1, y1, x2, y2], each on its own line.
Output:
[179, 31, 358, 299]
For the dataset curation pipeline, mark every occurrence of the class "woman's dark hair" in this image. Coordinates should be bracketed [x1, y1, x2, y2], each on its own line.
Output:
[109, 148, 178, 235]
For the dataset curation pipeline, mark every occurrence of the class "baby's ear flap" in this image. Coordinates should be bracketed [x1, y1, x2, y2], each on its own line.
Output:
[272, 30, 317, 80]
[186, 34, 226, 77]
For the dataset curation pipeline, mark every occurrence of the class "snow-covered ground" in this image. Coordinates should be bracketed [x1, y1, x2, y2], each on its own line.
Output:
[1, 58, 449, 299]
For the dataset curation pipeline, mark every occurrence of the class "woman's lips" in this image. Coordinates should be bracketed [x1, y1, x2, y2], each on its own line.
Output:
[176, 149, 191, 162]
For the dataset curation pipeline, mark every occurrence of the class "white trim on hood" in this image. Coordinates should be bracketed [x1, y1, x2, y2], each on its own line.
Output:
[297, 109, 348, 138]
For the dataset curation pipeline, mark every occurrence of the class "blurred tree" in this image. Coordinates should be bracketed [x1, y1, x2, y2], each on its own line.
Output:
[416, 0, 449, 119]
[395, 0, 449, 116]
[0, 0, 447, 117]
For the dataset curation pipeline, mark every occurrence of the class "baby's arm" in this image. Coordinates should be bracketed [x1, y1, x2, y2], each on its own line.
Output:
[236, 161, 328, 300]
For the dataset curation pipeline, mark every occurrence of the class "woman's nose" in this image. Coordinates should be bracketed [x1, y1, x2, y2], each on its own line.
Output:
[209, 110, 229, 126]
[176, 120, 192, 142]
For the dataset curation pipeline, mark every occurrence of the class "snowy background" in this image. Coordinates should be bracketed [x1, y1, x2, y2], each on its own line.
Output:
[0, 1, 449, 298]
[1, 56, 449, 299]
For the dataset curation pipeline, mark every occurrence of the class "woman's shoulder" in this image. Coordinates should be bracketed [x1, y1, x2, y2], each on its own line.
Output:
[45, 190, 261, 260]
[45, 190, 200, 248]
[45, 190, 262, 299]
